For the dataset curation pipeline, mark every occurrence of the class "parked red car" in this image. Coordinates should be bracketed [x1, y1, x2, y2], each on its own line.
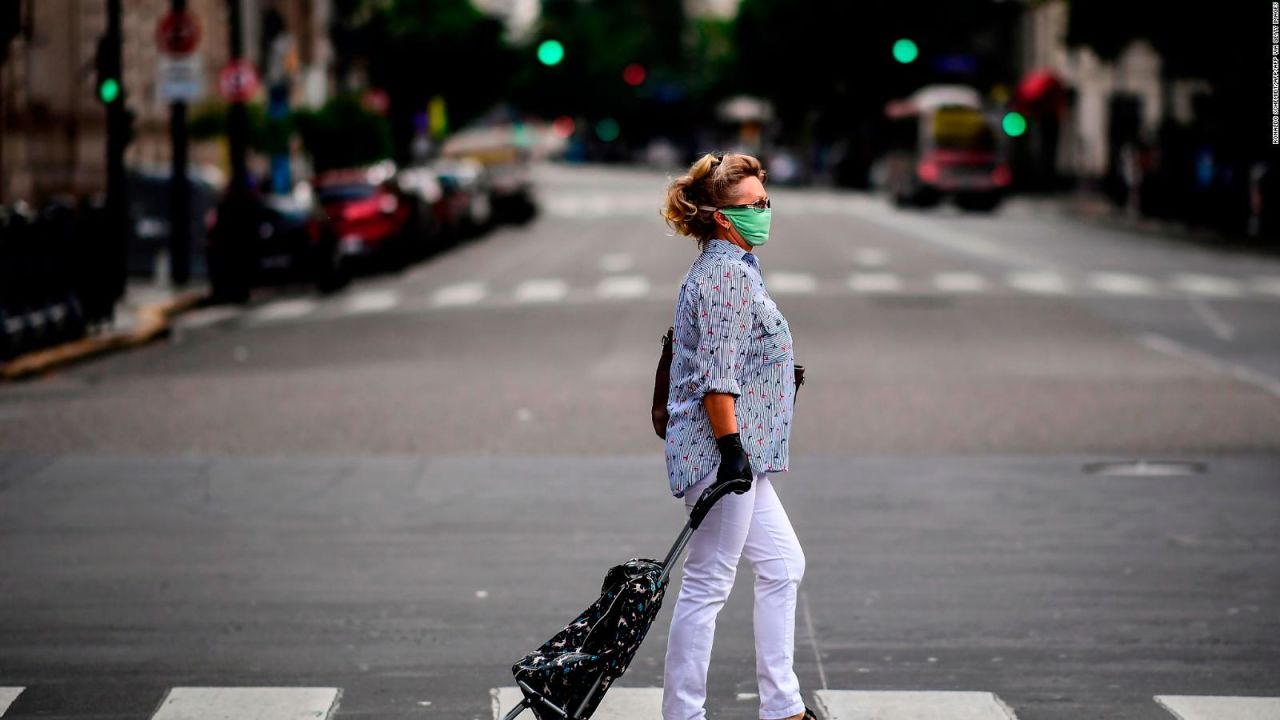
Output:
[314, 164, 429, 269]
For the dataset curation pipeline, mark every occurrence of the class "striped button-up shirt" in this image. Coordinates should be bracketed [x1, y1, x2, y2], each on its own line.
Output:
[665, 237, 796, 498]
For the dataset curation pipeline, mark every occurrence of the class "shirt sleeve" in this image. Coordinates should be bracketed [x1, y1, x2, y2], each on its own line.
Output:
[692, 260, 753, 398]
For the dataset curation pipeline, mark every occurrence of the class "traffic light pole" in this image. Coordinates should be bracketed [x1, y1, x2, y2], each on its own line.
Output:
[226, 0, 250, 191]
[168, 0, 191, 287]
[103, 0, 129, 313]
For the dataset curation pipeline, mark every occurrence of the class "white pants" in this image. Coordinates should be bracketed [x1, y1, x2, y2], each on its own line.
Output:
[662, 467, 807, 720]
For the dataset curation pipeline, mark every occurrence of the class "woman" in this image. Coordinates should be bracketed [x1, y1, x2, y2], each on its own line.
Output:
[659, 152, 813, 720]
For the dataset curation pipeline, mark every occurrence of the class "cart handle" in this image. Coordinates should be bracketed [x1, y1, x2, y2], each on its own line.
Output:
[658, 475, 753, 586]
[689, 476, 751, 531]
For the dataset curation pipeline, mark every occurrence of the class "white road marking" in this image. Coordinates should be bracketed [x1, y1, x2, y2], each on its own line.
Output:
[853, 247, 888, 267]
[151, 687, 342, 720]
[1007, 270, 1069, 295]
[249, 299, 317, 323]
[344, 289, 399, 314]
[586, 195, 613, 216]
[600, 253, 633, 273]
[1154, 695, 1280, 720]
[1087, 271, 1158, 296]
[492, 687, 661, 720]
[1249, 276, 1280, 296]
[0, 688, 23, 716]
[175, 306, 243, 329]
[431, 282, 487, 307]
[1186, 296, 1236, 341]
[848, 272, 902, 293]
[800, 588, 828, 690]
[852, 207, 1050, 267]
[597, 275, 651, 300]
[1170, 273, 1243, 297]
[933, 272, 988, 293]
[545, 196, 583, 217]
[766, 272, 817, 294]
[1140, 334, 1280, 398]
[816, 690, 1020, 719]
[514, 278, 569, 303]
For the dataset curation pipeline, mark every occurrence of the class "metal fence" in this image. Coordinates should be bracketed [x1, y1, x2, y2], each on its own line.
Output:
[1, 196, 127, 363]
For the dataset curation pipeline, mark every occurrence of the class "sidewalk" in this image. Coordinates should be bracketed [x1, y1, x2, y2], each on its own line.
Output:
[1003, 190, 1279, 256]
[0, 279, 208, 381]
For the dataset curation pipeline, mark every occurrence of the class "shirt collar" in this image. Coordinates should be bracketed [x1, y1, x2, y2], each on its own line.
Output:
[704, 237, 757, 267]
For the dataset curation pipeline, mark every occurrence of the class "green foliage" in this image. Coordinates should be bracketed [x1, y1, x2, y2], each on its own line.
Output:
[348, 0, 518, 156]
[508, 0, 704, 144]
[733, 0, 1019, 141]
[188, 102, 290, 154]
[292, 95, 393, 172]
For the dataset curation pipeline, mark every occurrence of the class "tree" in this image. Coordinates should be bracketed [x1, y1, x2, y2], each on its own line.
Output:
[330, 0, 518, 161]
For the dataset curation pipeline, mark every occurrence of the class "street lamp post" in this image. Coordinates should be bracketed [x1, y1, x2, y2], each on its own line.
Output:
[168, 0, 192, 287]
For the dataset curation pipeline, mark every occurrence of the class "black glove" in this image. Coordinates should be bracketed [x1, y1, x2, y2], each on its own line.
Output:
[715, 432, 754, 494]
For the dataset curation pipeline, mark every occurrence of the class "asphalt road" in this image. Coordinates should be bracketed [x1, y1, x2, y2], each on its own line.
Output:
[1, 163, 1278, 720]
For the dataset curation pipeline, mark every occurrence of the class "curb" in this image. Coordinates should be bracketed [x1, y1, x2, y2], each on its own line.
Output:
[1010, 193, 1278, 256]
[0, 288, 208, 381]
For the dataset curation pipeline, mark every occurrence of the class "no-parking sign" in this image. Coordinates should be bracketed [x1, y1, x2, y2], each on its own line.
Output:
[218, 59, 260, 103]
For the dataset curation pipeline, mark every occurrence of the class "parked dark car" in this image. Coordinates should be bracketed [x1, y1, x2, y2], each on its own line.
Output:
[441, 128, 538, 225]
[428, 157, 494, 240]
[126, 166, 221, 279]
[393, 165, 453, 256]
[206, 185, 346, 302]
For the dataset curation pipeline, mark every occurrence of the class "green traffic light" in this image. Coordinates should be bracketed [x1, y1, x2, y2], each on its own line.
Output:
[596, 118, 620, 142]
[892, 38, 918, 64]
[1002, 111, 1027, 137]
[98, 78, 121, 103]
[537, 39, 564, 66]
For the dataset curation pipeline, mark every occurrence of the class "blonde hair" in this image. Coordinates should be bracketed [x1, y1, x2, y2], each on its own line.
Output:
[662, 152, 767, 248]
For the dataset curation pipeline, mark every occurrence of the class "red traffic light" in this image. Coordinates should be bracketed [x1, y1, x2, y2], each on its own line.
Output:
[623, 64, 646, 87]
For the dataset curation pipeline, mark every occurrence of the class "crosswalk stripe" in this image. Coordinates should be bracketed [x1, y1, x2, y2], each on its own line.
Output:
[151, 687, 341, 720]
[1007, 270, 1069, 294]
[514, 279, 569, 303]
[250, 299, 317, 323]
[0, 688, 23, 716]
[1087, 271, 1158, 295]
[600, 253, 634, 273]
[1154, 695, 1280, 720]
[766, 272, 817, 294]
[815, 690, 1019, 719]
[431, 282, 487, 307]
[848, 272, 902, 293]
[492, 686, 662, 720]
[1249, 276, 1280, 296]
[597, 275, 651, 299]
[176, 306, 243, 329]
[344, 289, 399, 314]
[933, 272, 988, 293]
[1170, 273, 1243, 297]
[853, 248, 888, 267]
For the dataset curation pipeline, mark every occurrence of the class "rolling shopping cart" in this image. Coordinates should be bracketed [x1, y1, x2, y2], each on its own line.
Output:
[500, 475, 752, 720]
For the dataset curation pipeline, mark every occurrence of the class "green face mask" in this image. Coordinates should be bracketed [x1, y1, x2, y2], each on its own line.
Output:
[719, 207, 772, 247]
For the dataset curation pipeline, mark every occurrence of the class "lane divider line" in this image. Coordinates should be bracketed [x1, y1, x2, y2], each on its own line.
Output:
[1140, 333, 1280, 398]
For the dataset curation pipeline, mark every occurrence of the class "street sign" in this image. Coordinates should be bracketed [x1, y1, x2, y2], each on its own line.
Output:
[218, 59, 260, 103]
[157, 54, 203, 102]
[155, 9, 201, 56]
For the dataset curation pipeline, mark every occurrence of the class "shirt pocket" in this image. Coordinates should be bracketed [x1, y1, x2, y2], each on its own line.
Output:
[754, 301, 792, 364]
